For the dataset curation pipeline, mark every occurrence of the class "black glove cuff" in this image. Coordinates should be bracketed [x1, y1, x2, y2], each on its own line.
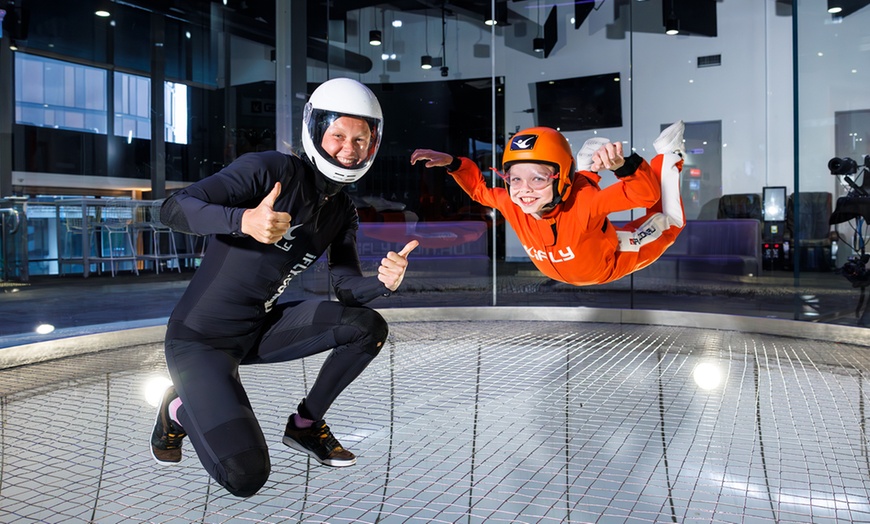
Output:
[613, 153, 643, 178]
[446, 156, 463, 172]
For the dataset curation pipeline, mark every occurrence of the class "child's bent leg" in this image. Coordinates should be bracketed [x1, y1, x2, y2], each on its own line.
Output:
[651, 153, 685, 228]
[612, 152, 686, 275]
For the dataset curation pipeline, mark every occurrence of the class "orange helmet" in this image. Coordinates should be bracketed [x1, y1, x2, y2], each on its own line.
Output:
[502, 127, 575, 204]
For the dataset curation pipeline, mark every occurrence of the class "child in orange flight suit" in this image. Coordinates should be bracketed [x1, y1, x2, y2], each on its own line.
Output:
[410, 121, 685, 286]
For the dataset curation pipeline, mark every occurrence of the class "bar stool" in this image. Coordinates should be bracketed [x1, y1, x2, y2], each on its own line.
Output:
[132, 201, 180, 274]
[93, 219, 139, 277]
[59, 216, 97, 276]
[176, 231, 208, 269]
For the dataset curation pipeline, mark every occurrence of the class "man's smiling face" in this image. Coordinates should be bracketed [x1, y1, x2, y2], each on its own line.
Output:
[320, 116, 372, 168]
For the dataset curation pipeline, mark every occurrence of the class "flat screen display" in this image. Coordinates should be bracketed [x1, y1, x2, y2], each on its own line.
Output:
[763, 186, 787, 221]
[535, 73, 623, 132]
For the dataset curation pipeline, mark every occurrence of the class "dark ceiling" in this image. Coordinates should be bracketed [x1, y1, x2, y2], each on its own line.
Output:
[90, 0, 721, 75]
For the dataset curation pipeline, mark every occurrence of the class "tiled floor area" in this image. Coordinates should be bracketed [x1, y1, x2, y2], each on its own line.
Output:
[2, 320, 870, 523]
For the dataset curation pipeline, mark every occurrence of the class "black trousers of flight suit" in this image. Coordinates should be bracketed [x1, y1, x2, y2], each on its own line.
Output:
[164, 299, 388, 497]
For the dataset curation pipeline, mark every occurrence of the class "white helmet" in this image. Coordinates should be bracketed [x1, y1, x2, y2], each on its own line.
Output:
[302, 77, 383, 184]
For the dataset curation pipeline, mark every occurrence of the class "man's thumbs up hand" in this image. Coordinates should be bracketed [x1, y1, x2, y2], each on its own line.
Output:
[378, 240, 419, 291]
[241, 182, 292, 244]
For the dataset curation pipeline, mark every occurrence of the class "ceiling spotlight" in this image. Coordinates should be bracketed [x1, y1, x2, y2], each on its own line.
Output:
[95, 0, 112, 18]
[440, 66, 448, 77]
[484, 1, 509, 26]
[665, 15, 679, 35]
[369, 30, 382, 46]
[827, 0, 843, 14]
[421, 55, 433, 70]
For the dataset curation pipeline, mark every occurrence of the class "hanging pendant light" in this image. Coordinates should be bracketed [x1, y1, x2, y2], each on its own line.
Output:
[421, 10, 432, 69]
[665, 0, 679, 35]
[532, 0, 544, 53]
[95, 0, 112, 18]
[439, 7, 448, 76]
[665, 13, 679, 35]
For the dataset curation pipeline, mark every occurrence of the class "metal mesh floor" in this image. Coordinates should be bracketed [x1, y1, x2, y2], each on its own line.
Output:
[2, 321, 870, 523]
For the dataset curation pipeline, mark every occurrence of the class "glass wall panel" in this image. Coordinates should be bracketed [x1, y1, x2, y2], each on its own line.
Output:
[113, 72, 189, 145]
[15, 54, 107, 134]
[6, 1, 870, 339]
[492, 2, 635, 310]
[796, 0, 870, 324]
[611, 0, 771, 317]
[112, 5, 152, 74]
[114, 71, 151, 140]
[13, 0, 109, 63]
[301, 7, 507, 308]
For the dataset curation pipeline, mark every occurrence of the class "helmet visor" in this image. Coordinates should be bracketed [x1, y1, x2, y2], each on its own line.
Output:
[307, 108, 382, 173]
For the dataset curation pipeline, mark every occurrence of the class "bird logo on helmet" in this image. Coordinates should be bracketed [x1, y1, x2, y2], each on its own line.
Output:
[301, 77, 384, 185]
[502, 127, 575, 206]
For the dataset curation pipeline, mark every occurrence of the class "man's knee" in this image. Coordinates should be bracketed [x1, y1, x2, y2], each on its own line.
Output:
[339, 307, 389, 356]
[221, 447, 271, 498]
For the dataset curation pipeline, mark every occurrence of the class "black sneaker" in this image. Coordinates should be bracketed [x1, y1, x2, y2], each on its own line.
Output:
[150, 385, 186, 465]
[282, 417, 356, 467]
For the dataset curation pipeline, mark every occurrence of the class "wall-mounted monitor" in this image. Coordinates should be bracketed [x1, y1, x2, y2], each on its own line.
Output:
[535, 73, 623, 132]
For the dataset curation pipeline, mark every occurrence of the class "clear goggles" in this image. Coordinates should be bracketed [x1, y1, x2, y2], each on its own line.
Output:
[492, 167, 558, 190]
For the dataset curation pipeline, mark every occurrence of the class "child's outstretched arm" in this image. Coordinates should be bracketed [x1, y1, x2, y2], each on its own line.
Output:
[410, 149, 502, 209]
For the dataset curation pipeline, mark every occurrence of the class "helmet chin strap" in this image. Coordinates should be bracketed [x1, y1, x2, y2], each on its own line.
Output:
[314, 168, 347, 196]
[541, 180, 569, 213]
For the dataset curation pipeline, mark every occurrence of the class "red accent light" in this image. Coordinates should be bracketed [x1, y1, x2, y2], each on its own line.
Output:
[689, 168, 702, 177]
[764, 244, 769, 248]
[774, 243, 780, 248]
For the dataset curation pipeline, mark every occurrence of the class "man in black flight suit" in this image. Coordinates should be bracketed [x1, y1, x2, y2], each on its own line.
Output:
[149, 77, 418, 498]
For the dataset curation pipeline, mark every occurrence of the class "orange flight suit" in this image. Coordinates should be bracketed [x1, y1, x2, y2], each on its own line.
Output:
[448, 153, 685, 286]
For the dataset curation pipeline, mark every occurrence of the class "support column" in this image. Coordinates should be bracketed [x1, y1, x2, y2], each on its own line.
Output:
[0, 31, 13, 197]
[217, 5, 235, 165]
[275, 0, 308, 155]
[150, 13, 166, 199]
[105, 16, 117, 192]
